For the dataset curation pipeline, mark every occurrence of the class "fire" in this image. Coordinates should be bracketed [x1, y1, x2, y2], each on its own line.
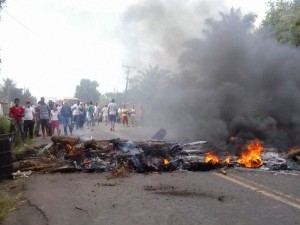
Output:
[288, 146, 297, 154]
[204, 152, 220, 165]
[65, 144, 74, 155]
[82, 159, 89, 169]
[163, 159, 169, 165]
[237, 139, 263, 168]
[224, 156, 230, 165]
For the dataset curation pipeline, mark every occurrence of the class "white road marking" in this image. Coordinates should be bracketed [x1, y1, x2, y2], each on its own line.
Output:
[213, 172, 300, 210]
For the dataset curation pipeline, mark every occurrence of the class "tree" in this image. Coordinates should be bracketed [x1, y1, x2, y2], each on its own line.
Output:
[74, 79, 101, 104]
[0, 78, 37, 104]
[0, 78, 18, 103]
[19, 89, 37, 105]
[262, 0, 300, 46]
[0, 0, 6, 10]
[100, 91, 125, 106]
[129, 65, 171, 103]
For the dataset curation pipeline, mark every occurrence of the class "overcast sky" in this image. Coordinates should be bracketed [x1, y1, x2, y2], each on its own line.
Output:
[0, 0, 269, 100]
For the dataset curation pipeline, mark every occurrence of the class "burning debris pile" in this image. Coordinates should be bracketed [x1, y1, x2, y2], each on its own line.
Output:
[12, 136, 300, 176]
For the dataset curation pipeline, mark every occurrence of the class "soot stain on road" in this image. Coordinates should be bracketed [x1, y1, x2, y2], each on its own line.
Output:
[143, 185, 227, 201]
[143, 184, 176, 191]
[153, 190, 223, 200]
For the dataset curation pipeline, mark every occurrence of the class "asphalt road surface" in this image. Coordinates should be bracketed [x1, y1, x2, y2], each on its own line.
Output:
[3, 123, 300, 225]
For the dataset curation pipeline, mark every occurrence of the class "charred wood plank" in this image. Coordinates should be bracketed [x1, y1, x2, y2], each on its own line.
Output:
[285, 149, 300, 161]
[51, 136, 80, 146]
[50, 165, 82, 173]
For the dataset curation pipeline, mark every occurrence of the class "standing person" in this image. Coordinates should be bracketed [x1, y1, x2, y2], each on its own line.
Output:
[78, 102, 85, 128]
[34, 101, 41, 137]
[117, 107, 122, 123]
[37, 97, 50, 138]
[56, 103, 62, 124]
[101, 104, 109, 125]
[130, 105, 136, 127]
[121, 105, 129, 127]
[60, 101, 73, 135]
[108, 99, 117, 131]
[47, 100, 54, 136]
[72, 100, 81, 129]
[23, 100, 35, 139]
[9, 98, 25, 143]
[50, 105, 60, 136]
[86, 101, 94, 127]
[94, 103, 101, 125]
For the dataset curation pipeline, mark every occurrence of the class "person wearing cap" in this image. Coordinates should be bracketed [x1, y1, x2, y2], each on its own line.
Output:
[23, 100, 35, 139]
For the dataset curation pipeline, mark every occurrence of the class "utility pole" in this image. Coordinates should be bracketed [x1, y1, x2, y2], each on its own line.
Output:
[122, 64, 135, 104]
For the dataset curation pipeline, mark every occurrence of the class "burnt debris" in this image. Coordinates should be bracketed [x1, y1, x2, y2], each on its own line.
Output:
[10, 136, 300, 176]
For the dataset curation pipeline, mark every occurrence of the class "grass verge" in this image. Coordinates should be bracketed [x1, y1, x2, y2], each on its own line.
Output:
[0, 178, 25, 223]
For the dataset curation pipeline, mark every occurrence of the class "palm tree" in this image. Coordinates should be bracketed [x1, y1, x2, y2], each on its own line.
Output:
[131, 64, 171, 102]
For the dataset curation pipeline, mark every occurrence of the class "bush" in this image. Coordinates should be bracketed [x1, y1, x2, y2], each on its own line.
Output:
[0, 116, 10, 135]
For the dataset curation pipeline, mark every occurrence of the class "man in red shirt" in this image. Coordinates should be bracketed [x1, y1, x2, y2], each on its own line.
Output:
[9, 98, 25, 143]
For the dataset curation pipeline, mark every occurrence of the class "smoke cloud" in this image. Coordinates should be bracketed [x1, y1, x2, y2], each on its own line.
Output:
[121, 1, 300, 151]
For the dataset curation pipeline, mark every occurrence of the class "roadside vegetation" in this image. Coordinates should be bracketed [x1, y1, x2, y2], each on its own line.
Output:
[0, 116, 27, 222]
[0, 179, 25, 223]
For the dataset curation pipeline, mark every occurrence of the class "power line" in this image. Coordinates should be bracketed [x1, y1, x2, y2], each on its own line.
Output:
[3, 9, 36, 35]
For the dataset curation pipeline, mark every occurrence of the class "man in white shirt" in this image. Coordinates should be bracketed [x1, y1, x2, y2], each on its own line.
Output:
[72, 100, 81, 129]
[94, 103, 101, 125]
[108, 99, 117, 131]
[101, 104, 109, 125]
[23, 101, 35, 139]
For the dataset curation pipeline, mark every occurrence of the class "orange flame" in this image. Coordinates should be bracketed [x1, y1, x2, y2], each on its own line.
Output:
[65, 144, 74, 155]
[237, 139, 263, 168]
[204, 152, 220, 165]
[163, 159, 169, 165]
[82, 159, 89, 169]
[224, 156, 230, 165]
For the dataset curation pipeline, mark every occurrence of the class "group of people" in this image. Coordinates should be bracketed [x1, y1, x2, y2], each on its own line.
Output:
[8, 97, 145, 143]
[8, 97, 64, 142]
[106, 99, 144, 131]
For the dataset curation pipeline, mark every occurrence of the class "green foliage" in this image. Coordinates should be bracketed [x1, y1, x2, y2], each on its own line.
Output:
[128, 64, 171, 103]
[74, 79, 101, 104]
[0, 193, 16, 222]
[0, 179, 24, 223]
[100, 92, 124, 106]
[0, 116, 10, 135]
[263, 0, 300, 46]
[0, 78, 37, 104]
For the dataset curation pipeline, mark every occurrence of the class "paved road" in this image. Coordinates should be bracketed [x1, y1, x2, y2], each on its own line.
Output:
[3, 123, 300, 225]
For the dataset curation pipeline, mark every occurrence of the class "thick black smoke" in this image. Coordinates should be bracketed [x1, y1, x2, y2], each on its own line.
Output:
[121, 1, 300, 151]
[174, 10, 300, 150]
